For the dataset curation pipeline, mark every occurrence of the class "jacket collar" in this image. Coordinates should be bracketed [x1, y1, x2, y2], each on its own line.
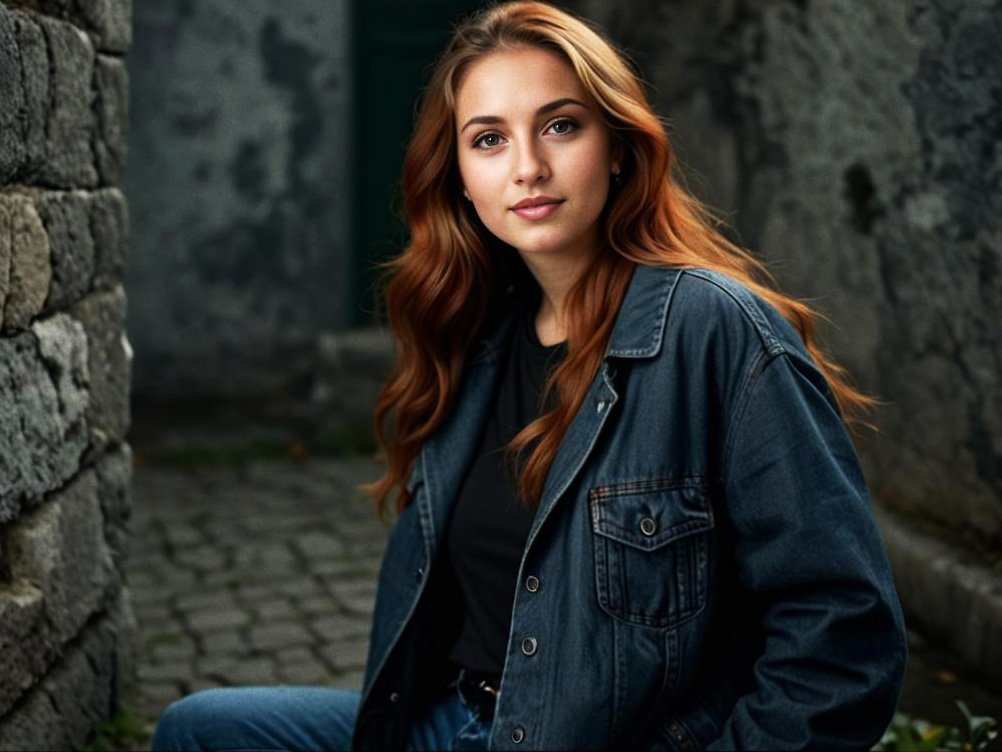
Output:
[469, 263, 684, 365]
[606, 263, 684, 358]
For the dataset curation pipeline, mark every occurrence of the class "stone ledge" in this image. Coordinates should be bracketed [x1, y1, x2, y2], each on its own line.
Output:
[876, 505, 1002, 693]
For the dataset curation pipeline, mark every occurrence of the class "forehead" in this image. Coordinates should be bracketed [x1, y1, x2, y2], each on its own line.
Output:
[454, 46, 593, 123]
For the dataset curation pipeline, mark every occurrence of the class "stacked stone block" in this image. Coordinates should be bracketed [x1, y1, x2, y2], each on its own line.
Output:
[0, 0, 134, 748]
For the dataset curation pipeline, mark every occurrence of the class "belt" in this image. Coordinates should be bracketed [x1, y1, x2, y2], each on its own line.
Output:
[455, 668, 500, 720]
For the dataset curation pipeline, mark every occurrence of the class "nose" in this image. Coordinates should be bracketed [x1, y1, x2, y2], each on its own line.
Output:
[513, 138, 549, 185]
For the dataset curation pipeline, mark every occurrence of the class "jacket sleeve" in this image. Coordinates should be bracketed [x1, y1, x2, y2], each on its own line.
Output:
[707, 350, 907, 751]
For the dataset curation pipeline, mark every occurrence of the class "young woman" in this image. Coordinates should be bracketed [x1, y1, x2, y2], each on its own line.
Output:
[152, 2, 907, 750]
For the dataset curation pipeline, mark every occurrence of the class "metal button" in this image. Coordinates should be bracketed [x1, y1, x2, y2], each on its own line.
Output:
[525, 575, 540, 593]
[639, 517, 658, 536]
[389, 692, 400, 703]
[415, 567, 424, 583]
[511, 726, 525, 744]
[521, 637, 538, 656]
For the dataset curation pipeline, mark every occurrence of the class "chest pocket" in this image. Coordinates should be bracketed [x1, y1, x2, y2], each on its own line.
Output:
[589, 479, 713, 628]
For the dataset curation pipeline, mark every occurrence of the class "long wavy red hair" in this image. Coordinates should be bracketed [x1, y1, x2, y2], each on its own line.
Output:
[364, 0, 875, 520]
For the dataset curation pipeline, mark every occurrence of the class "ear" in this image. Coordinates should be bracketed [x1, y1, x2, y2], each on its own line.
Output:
[610, 134, 626, 174]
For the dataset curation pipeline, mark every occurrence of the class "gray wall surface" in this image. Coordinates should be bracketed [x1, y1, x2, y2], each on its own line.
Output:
[125, 0, 352, 398]
[565, 0, 1002, 551]
[0, 0, 136, 746]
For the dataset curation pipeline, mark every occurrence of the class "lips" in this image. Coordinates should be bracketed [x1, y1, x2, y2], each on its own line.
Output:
[510, 196, 564, 220]
[511, 196, 562, 210]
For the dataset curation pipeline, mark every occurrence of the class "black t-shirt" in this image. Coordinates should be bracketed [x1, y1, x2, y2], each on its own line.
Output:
[444, 298, 567, 679]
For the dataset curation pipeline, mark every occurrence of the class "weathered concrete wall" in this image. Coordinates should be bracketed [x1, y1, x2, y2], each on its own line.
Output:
[125, 1, 353, 398]
[562, 0, 1002, 683]
[0, 0, 136, 748]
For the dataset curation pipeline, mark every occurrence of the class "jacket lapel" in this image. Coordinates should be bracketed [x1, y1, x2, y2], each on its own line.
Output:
[417, 305, 521, 558]
[417, 264, 686, 558]
[526, 264, 685, 547]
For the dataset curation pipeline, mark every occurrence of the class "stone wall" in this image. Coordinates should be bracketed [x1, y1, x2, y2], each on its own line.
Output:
[561, 0, 1002, 684]
[125, 0, 353, 399]
[0, 0, 136, 748]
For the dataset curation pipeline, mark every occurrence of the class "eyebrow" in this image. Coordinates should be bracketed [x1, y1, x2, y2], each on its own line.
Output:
[459, 97, 589, 134]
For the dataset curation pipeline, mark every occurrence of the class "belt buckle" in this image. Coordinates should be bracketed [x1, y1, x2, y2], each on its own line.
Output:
[477, 679, 499, 698]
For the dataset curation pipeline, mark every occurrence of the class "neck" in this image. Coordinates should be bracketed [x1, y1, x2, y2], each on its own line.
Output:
[518, 233, 598, 346]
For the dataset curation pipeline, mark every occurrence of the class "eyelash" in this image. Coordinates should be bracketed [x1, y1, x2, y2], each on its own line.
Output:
[471, 117, 579, 150]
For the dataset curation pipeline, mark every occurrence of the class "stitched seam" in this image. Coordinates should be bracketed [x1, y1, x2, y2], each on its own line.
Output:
[607, 266, 685, 357]
[588, 476, 706, 500]
[682, 269, 786, 357]
[721, 351, 786, 482]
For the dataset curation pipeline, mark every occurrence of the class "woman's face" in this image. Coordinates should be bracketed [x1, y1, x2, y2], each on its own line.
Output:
[454, 45, 620, 264]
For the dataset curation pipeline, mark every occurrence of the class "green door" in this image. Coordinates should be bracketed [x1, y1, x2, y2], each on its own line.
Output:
[351, 0, 488, 325]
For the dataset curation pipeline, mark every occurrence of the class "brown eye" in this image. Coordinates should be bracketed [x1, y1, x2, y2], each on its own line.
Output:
[548, 118, 578, 135]
[473, 132, 503, 149]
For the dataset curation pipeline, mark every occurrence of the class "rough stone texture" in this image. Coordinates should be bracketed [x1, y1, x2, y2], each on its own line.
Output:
[0, 201, 10, 329]
[36, 15, 98, 188]
[562, 0, 1002, 547]
[0, 7, 50, 183]
[89, 187, 128, 289]
[1, 0, 132, 53]
[93, 443, 132, 573]
[93, 54, 128, 185]
[0, 588, 137, 750]
[0, 469, 115, 716]
[36, 190, 96, 310]
[70, 285, 130, 455]
[0, 7, 26, 181]
[0, 194, 52, 333]
[0, 314, 89, 523]
[126, 0, 353, 398]
[0, 0, 131, 746]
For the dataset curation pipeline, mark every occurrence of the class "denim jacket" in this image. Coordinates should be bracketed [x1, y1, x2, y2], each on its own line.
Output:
[351, 264, 907, 751]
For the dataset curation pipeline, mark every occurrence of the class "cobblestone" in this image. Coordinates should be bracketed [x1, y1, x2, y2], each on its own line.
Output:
[174, 589, 239, 613]
[185, 607, 251, 633]
[319, 637, 371, 672]
[129, 456, 386, 728]
[277, 661, 332, 685]
[254, 599, 297, 622]
[249, 622, 316, 651]
[199, 631, 250, 657]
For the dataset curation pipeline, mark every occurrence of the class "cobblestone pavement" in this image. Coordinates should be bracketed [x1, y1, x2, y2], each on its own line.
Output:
[128, 456, 389, 737]
[126, 453, 1002, 748]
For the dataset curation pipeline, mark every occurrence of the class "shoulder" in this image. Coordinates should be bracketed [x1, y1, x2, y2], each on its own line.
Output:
[666, 267, 809, 361]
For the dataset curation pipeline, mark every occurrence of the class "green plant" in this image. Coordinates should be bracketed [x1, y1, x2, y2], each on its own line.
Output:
[877, 701, 998, 751]
[84, 707, 151, 752]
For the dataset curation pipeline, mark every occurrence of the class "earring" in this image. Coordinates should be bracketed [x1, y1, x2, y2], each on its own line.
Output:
[611, 170, 622, 189]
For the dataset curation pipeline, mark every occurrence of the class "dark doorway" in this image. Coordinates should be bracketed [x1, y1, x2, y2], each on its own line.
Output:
[350, 0, 488, 325]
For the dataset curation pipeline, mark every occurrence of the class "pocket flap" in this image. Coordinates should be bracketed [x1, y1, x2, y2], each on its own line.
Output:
[589, 480, 713, 551]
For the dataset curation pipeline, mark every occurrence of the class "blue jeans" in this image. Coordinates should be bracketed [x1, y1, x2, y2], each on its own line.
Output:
[151, 677, 493, 751]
